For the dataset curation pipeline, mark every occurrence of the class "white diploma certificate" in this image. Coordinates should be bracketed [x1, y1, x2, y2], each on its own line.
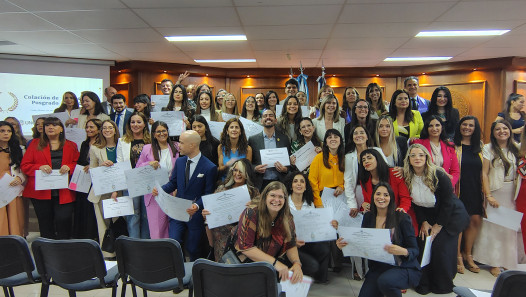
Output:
[150, 95, 170, 112]
[202, 185, 251, 229]
[124, 166, 170, 198]
[90, 162, 132, 196]
[484, 205, 524, 231]
[64, 128, 86, 151]
[150, 111, 186, 136]
[68, 165, 92, 193]
[276, 105, 310, 119]
[320, 187, 363, 227]
[238, 116, 263, 137]
[292, 207, 337, 242]
[154, 181, 192, 222]
[35, 170, 69, 190]
[260, 147, 290, 167]
[337, 226, 395, 265]
[220, 113, 238, 122]
[468, 289, 492, 297]
[420, 236, 433, 267]
[102, 196, 134, 218]
[291, 141, 318, 172]
[208, 121, 226, 140]
[280, 271, 312, 297]
[0, 173, 24, 208]
[32, 112, 69, 125]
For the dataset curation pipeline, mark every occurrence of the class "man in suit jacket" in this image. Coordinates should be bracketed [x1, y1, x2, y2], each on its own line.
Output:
[102, 86, 117, 115]
[152, 130, 217, 260]
[248, 109, 291, 190]
[109, 94, 133, 136]
[404, 76, 430, 114]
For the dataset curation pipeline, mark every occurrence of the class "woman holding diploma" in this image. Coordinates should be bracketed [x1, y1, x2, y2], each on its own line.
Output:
[89, 120, 119, 253]
[403, 143, 462, 294]
[276, 95, 302, 142]
[191, 115, 219, 166]
[473, 120, 522, 276]
[287, 171, 330, 283]
[235, 181, 303, 284]
[202, 158, 260, 261]
[136, 121, 179, 239]
[72, 118, 101, 240]
[195, 91, 221, 122]
[336, 182, 421, 297]
[218, 118, 252, 177]
[117, 111, 152, 239]
[289, 117, 323, 173]
[0, 121, 26, 236]
[77, 92, 110, 129]
[133, 94, 153, 125]
[21, 117, 79, 239]
[308, 129, 345, 208]
[54, 91, 81, 127]
[163, 84, 195, 129]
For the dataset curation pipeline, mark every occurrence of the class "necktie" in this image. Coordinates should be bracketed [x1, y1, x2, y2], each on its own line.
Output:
[411, 98, 418, 110]
[116, 112, 122, 127]
[185, 159, 193, 186]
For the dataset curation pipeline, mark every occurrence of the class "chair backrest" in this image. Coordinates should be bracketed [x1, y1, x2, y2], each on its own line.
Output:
[0, 235, 38, 282]
[31, 238, 108, 287]
[115, 236, 186, 290]
[192, 258, 281, 297]
[492, 270, 526, 297]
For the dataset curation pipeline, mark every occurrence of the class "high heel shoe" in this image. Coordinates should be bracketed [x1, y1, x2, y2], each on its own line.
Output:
[457, 256, 465, 274]
[464, 255, 480, 273]
[490, 267, 501, 277]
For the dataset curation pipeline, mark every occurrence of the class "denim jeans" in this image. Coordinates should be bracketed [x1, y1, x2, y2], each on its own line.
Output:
[125, 193, 150, 239]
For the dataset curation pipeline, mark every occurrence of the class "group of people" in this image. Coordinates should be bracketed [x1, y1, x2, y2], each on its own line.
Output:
[2, 74, 526, 297]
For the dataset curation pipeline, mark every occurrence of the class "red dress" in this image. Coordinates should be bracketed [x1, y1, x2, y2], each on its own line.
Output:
[517, 179, 526, 249]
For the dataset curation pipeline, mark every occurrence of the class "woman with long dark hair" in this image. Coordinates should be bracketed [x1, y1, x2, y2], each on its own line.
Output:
[218, 118, 252, 176]
[453, 116, 484, 273]
[54, 91, 81, 127]
[21, 117, 79, 239]
[133, 94, 153, 125]
[265, 90, 280, 113]
[337, 182, 421, 297]
[341, 87, 359, 123]
[215, 89, 227, 111]
[495, 93, 525, 142]
[77, 92, 110, 129]
[191, 115, 220, 166]
[287, 171, 330, 283]
[240, 96, 261, 122]
[344, 99, 377, 144]
[196, 91, 221, 122]
[163, 83, 195, 128]
[308, 129, 345, 208]
[422, 86, 460, 140]
[366, 82, 387, 120]
[389, 89, 424, 139]
[255, 92, 266, 114]
[290, 117, 323, 173]
[4, 117, 27, 148]
[411, 115, 460, 186]
[0, 121, 26, 236]
[277, 95, 302, 142]
[235, 181, 303, 284]
[136, 121, 179, 239]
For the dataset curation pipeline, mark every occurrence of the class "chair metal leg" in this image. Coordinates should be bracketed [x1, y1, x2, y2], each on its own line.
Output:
[68, 290, 76, 297]
[131, 283, 138, 297]
[8, 287, 14, 297]
[120, 278, 127, 297]
[187, 286, 193, 297]
[111, 286, 117, 297]
[142, 288, 147, 297]
[40, 284, 49, 297]
[3, 286, 10, 297]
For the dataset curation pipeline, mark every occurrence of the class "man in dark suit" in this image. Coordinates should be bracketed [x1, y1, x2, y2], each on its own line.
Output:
[248, 109, 291, 190]
[152, 130, 217, 261]
[109, 94, 133, 136]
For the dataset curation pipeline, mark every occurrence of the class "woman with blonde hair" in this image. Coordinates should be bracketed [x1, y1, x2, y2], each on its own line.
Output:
[312, 95, 345, 143]
[220, 93, 239, 117]
[54, 91, 81, 127]
[374, 115, 407, 167]
[235, 181, 303, 284]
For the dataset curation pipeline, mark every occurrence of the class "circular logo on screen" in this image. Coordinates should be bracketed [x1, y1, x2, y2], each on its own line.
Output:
[0, 92, 19, 112]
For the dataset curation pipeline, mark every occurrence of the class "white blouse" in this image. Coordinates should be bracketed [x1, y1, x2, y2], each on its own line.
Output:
[410, 175, 436, 208]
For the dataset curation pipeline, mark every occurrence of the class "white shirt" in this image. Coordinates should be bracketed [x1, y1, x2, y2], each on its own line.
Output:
[159, 148, 172, 170]
[288, 196, 315, 211]
[187, 152, 202, 179]
[410, 176, 436, 208]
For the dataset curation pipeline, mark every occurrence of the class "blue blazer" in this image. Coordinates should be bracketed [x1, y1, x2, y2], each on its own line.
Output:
[110, 108, 133, 126]
[162, 154, 217, 211]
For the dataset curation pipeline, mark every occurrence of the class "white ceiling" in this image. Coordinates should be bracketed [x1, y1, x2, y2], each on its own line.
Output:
[1, 0, 526, 68]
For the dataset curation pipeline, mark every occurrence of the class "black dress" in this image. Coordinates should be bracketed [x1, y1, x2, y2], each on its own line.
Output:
[458, 144, 483, 216]
[72, 140, 98, 240]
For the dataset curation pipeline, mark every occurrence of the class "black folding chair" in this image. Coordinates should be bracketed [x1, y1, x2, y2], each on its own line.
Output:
[115, 236, 193, 297]
[0, 235, 41, 297]
[454, 270, 526, 297]
[31, 237, 119, 297]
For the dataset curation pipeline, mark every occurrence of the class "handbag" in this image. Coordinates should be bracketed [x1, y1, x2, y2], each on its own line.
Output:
[220, 225, 242, 264]
[101, 216, 129, 253]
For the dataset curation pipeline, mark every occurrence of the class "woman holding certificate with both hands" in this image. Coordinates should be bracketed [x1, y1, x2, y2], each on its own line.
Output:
[21, 117, 79, 239]
[336, 182, 421, 297]
[235, 181, 303, 284]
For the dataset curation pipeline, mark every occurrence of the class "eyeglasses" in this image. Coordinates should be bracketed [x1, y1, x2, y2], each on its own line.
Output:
[356, 105, 368, 109]
[102, 127, 115, 131]
[155, 130, 168, 134]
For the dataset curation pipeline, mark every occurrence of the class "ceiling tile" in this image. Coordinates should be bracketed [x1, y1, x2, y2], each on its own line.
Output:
[320, 58, 383, 67]
[249, 39, 327, 51]
[234, 0, 345, 5]
[237, 5, 341, 26]
[122, 0, 232, 8]
[457, 47, 526, 57]
[325, 37, 408, 50]
[340, 2, 455, 23]
[72, 28, 163, 43]
[34, 43, 113, 54]
[422, 20, 524, 31]
[134, 7, 240, 28]
[0, 0, 24, 13]
[402, 36, 494, 48]
[321, 49, 395, 59]
[101, 42, 180, 54]
[437, 1, 526, 22]
[35, 9, 149, 30]
[389, 47, 469, 57]
[156, 26, 245, 36]
[0, 44, 47, 55]
[0, 12, 60, 31]
[0, 30, 88, 44]
[332, 23, 426, 38]
[8, 0, 125, 11]
[254, 50, 322, 60]
[175, 41, 251, 52]
[190, 51, 255, 59]
[245, 24, 333, 40]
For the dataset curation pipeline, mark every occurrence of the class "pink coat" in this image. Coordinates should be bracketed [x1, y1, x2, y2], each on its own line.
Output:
[412, 138, 460, 186]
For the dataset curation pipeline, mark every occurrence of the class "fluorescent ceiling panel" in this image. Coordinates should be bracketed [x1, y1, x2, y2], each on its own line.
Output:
[384, 57, 452, 61]
[416, 30, 509, 37]
[165, 35, 246, 41]
[194, 59, 256, 63]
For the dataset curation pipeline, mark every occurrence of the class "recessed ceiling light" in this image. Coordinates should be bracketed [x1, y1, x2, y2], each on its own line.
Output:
[118, 70, 121, 73]
[247, 75, 250, 78]
[194, 59, 256, 63]
[205, 74, 208, 76]
[416, 30, 509, 37]
[422, 72, 426, 75]
[165, 35, 247, 41]
[376, 74, 380, 77]
[163, 70, 167, 73]
[384, 57, 452, 61]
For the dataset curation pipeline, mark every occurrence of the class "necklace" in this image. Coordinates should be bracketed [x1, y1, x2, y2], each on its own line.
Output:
[106, 146, 116, 152]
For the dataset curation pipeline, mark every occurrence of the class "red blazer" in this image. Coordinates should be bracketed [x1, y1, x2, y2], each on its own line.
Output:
[360, 168, 412, 212]
[411, 138, 460, 186]
[21, 140, 79, 204]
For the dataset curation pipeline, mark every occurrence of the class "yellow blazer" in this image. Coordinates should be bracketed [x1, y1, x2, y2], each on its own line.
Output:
[392, 110, 424, 138]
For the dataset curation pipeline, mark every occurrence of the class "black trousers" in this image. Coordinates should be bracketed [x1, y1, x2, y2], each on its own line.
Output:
[31, 196, 74, 239]
[358, 266, 421, 297]
[298, 241, 330, 282]
[417, 230, 458, 294]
